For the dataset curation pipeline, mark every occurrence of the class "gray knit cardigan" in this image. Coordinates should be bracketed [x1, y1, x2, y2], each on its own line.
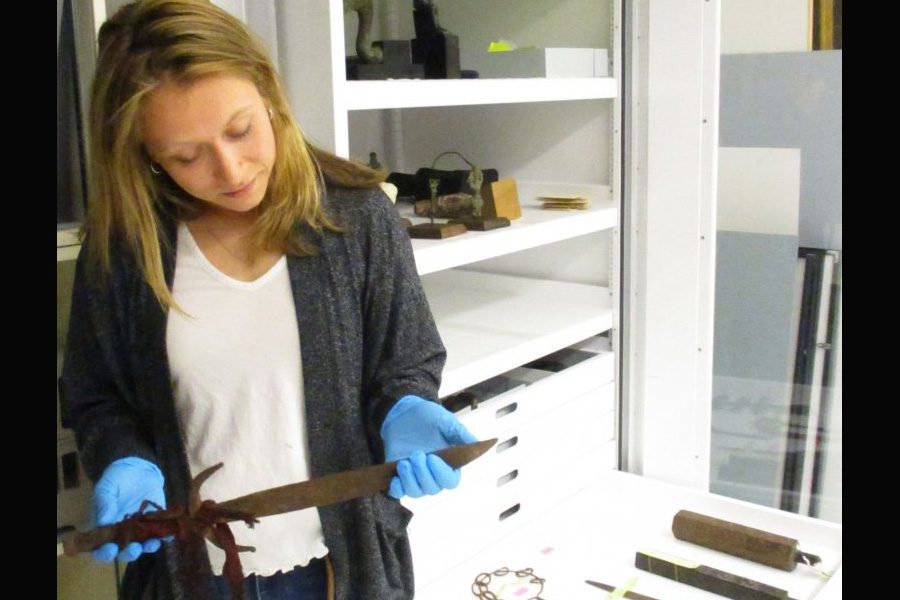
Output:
[59, 185, 446, 599]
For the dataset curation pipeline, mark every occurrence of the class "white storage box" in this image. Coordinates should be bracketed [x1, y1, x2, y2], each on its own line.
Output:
[471, 48, 609, 79]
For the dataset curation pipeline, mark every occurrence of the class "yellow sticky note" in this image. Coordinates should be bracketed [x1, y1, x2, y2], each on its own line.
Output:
[488, 40, 515, 53]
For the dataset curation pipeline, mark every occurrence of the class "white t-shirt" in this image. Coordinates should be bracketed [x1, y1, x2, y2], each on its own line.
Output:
[166, 222, 327, 576]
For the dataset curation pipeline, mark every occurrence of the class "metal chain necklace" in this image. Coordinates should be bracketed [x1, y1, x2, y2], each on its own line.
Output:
[471, 567, 546, 599]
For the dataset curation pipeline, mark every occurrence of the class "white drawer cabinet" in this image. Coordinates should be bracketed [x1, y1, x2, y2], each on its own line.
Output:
[405, 346, 617, 588]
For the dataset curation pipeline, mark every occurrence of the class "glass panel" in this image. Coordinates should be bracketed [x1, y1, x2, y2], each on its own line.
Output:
[710, 2, 842, 524]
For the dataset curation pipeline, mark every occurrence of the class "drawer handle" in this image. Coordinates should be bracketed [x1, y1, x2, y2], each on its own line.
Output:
[499, 503, 521, 521]
[495, 402, 518, 419]
[496, 436, 518, 453]
[497, 469, 519, 487]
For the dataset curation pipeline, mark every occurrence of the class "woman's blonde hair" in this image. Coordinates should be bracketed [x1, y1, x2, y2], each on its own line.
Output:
[85, 0, 383, 308]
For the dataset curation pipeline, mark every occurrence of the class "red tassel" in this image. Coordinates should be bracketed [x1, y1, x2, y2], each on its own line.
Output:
[214, 522, 246, 600]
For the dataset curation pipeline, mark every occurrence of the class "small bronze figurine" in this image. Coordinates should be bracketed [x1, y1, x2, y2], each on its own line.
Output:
[407, 178, 467, 239]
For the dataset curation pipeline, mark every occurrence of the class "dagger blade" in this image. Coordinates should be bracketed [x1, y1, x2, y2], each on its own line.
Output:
[215, 438, 497, 519]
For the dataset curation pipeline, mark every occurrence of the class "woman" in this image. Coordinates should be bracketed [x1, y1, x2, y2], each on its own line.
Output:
[59, 1, 475, 598]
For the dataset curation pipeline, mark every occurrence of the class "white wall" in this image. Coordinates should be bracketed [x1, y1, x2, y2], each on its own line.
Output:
[720, 0, 809, 54]
[717, 147, 800, 235]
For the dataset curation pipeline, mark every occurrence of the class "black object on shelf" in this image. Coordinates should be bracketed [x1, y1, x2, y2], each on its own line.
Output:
[442, 391, 480, 413]
[411, 0, 461, 79]
[386, 172, 417, 199]
[525, 348, 597, 372]
[347, 40, 425, 80]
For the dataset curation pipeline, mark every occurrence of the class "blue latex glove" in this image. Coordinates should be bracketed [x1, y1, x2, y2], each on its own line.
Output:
[91, 457, 168, 563]
[381, 395, 478, 499]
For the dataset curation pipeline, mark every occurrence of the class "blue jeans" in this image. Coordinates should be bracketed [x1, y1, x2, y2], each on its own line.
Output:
[211, 556, 329, 600]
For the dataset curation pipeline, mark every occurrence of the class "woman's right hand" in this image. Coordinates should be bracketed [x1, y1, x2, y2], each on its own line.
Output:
[91, 457, 168, 562]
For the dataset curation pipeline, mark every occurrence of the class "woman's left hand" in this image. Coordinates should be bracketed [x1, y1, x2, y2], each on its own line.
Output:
[380, 395, 478, 499]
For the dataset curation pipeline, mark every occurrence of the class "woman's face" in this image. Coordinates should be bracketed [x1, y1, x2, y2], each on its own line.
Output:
[140, 73, 277, 214]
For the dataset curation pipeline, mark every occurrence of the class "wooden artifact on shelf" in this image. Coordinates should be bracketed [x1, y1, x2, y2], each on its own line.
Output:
[447, 163, 511, 231]
[407, 178, 467, 239]
[481, 178, 521, 220]
[413, 193, 473, 218]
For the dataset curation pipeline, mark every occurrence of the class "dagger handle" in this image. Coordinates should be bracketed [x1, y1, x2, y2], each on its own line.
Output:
[60, 517, 180, 556]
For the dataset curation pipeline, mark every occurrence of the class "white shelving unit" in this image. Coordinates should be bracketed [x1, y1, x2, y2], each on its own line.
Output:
[274, 0, 623, 592]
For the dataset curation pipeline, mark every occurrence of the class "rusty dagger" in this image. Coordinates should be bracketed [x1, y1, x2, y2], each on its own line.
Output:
[60, 438, 497, 557]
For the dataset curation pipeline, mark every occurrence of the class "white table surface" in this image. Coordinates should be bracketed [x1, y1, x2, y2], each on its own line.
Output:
[416, 470, 842, 599]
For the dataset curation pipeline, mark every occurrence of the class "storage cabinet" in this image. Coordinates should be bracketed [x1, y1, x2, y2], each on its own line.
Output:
[273, 0, 622, 591]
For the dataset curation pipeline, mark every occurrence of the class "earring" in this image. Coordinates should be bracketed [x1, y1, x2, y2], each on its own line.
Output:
[150, 163, 162, 175]
[268, 107, 274, 121]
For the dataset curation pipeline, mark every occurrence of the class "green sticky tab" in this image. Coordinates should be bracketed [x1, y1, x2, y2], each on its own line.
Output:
[488, 41, 515, 52]
[608, 576, 638, 599]
[641, 549, 700, 569]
